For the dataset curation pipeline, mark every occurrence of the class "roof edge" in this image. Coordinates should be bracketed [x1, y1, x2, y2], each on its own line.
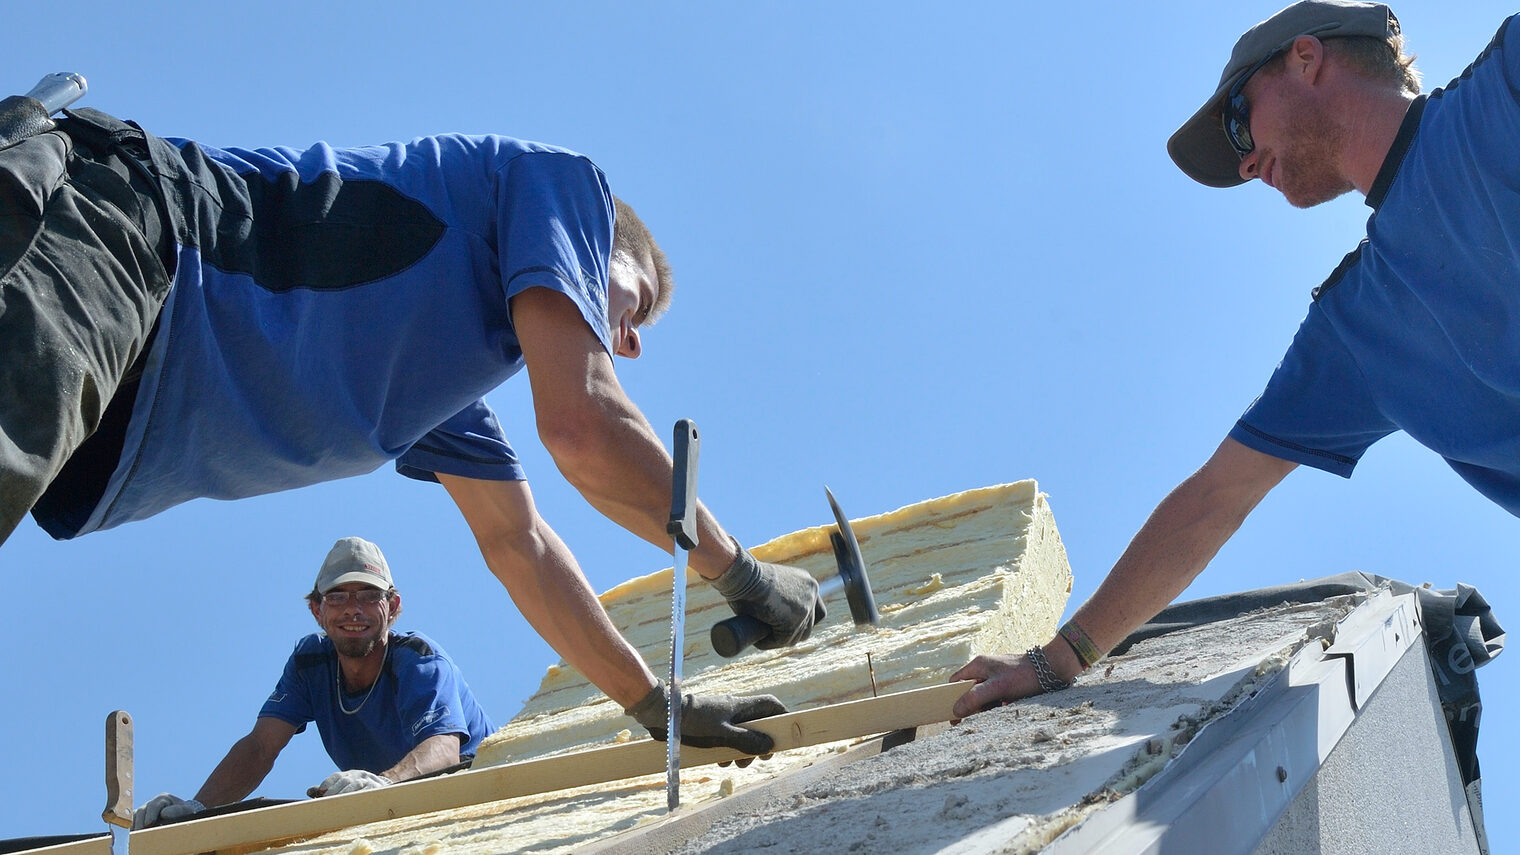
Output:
[1041, 588, 1425, 855]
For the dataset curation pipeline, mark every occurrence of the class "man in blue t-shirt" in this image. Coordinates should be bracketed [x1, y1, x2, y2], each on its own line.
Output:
[134, 537, 496, 828]
[954, 1, 1517, 712]
[0, 107, 822, 753]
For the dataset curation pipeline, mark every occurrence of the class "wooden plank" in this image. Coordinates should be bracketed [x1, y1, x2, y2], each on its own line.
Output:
[129, 681, 971, 855]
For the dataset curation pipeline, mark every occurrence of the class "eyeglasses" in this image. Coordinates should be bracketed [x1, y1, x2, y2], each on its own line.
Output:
[1222, 49, 1284, 157]
[320, 589, 392, 607]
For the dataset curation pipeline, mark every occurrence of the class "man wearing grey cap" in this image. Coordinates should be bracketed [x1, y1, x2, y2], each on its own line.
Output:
[133, 537, 496, 828]
[954, 1, 1520, 711]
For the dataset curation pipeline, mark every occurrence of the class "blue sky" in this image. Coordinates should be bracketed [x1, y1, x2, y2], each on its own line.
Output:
[3, 0, 1515, 850]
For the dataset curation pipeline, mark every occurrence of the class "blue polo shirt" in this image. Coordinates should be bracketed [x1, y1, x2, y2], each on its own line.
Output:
[259, 632, 495, 773]
[1230, 16, 1520, 517]
[51, 133, 615, 537]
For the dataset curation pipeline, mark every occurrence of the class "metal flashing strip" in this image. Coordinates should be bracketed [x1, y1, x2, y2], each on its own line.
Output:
[1321, 587, 1420, 710]
[1042, 590, 1422, 855]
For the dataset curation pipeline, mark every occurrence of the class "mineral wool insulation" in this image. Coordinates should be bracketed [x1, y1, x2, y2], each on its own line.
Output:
[260, 480, 1073, 855]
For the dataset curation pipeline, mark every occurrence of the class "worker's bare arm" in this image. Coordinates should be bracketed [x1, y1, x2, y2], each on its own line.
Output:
[952, 438, 1297, 717]
[193, 716, 299, 807]
[439, 472, 659, 708]
[1067, 437, 1297, 655]
[380, 733, 463, 783]
[507, 286, 741, 579]
[489, 286, 825, 657]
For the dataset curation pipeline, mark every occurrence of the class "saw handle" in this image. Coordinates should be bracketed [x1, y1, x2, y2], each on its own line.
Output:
[668, 420, 700, 550]
[103, 710, 133, 828]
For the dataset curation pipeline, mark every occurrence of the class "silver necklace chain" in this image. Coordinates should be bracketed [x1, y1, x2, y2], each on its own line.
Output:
[336, 644, 388, 716]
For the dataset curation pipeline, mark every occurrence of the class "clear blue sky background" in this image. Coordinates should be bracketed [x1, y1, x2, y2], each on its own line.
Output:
[3, 0, 1514, 849]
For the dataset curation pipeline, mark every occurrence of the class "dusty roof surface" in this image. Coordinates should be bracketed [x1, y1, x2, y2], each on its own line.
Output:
[659, 597, 1356, 855]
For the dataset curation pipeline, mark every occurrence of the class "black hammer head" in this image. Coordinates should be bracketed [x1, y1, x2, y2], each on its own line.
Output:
[826, 487, 880, 627]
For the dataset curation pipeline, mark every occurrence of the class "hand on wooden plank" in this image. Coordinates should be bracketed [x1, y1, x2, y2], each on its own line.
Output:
[624, 679, 786, 754]
[309, 769, 392, 798]
[133, 794, 205, 829]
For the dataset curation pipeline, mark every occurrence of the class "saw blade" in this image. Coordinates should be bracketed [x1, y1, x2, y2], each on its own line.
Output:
[667, 544, 687, 811]
[665, 419, 700, 812]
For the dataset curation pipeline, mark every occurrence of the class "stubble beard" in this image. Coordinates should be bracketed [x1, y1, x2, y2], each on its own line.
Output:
[1276, 98, 1356, 209]
[333, 631, 384, 659]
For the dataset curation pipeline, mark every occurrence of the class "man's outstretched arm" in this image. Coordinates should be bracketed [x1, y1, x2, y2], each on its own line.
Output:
[952, 437, 1297, 717]
[311, 733, 465, 796]
[507, 285, 824, 648]
[440, 472, 786, 751]
[134, 717, 297, 828]
[381, 732, 463, 782]
[440, 473, 661, 707]
[508, 286, 737, 577]
[192, 717, 298, 806]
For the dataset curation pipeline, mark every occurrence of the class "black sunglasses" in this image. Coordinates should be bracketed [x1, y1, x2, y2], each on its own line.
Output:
[1222, 49, 1285, 157]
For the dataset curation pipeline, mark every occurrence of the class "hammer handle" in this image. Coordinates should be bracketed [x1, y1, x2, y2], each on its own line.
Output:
[710, 615, 770, 658]
[711, 571, 844, 657]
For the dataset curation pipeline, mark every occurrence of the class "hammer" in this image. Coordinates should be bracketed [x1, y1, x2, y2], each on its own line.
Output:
[710, 487, 880, 657]
[0, 73, 87, 151]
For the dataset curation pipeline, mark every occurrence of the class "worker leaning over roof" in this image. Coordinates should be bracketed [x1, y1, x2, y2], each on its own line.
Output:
[954, 0, 1520, 712]
[134, 537, 496, 828]
[0, 106, 821, 753]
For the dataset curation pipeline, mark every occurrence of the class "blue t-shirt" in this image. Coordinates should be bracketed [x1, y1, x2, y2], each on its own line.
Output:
[1230, 16, 1520, 517]
[259, 631, 495, 774]
[65, 133, 616, 536]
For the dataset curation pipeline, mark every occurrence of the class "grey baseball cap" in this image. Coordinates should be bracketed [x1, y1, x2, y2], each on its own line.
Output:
[1167, 0, 1401, 188]
[314, 536, 395, 593]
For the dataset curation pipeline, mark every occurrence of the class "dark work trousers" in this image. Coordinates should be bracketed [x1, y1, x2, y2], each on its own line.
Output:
[0, 116, 173, 545]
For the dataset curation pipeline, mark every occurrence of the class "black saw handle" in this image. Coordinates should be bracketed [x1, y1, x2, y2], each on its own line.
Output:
[668, 420, 700, 549]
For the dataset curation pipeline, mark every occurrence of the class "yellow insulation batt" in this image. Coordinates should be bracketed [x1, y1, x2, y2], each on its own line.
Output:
[476, 480, 1071, 764]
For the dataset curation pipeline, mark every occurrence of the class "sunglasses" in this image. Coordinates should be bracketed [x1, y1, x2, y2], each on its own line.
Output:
[1222, 49, 1284, 157]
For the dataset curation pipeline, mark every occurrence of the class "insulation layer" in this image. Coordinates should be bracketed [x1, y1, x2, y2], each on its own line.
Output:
[476, 480, 1072, 766]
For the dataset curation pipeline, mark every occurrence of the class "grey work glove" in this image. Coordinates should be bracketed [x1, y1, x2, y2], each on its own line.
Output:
[132, 793, 205, 829]
[710, 543, 826, 649]
[625, 680, 786, 755]
[311, 769, 392, 797]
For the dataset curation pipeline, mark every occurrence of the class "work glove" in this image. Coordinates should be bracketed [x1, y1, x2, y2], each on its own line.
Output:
[311, 769, 392, 797]
[625, 679, 786, 756]
[132, 793, 205, 829]
[710, 542, 826, 649]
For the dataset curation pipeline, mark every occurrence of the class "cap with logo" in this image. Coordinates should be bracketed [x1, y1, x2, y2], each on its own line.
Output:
[314, 536, 395, 593]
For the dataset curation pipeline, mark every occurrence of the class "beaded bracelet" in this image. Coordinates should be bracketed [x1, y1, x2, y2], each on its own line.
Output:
[1057, 619, 1103, 671]
[1025, 646, 1071, 694]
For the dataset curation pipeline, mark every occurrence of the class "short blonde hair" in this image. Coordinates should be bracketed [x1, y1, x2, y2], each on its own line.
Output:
[1326, 34, 1421, 94]
[1258, 33, 1421, 95]
[612, 197, 673, 324]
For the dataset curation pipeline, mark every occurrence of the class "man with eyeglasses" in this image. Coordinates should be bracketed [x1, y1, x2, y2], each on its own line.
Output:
[953, 0, 1519, 712]
[134, 537, 496, 828]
